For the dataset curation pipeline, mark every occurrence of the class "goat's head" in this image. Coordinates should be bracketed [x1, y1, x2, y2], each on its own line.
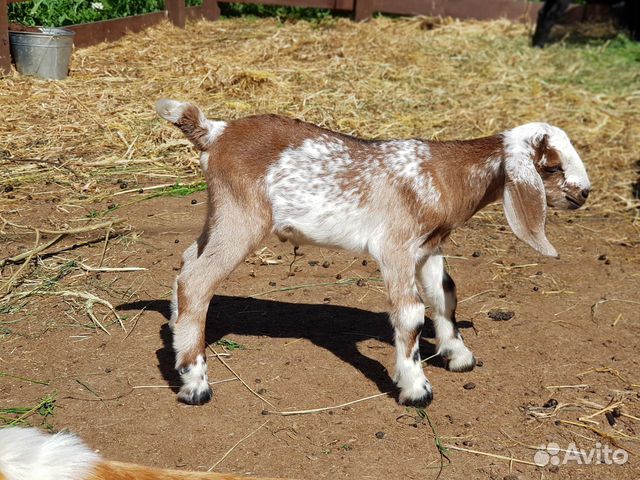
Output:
[501, 123, 590, 258]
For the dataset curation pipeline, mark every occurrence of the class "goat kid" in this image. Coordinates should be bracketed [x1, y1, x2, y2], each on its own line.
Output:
[0, 427, 282, 480]
[156, 99, 590, 408]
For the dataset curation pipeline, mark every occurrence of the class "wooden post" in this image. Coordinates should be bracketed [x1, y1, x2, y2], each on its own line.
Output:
[201, 0, 220, 21]
[354, 0, 374, 21]
[0, 0, 11, 75]
[166, 0, 186, 28]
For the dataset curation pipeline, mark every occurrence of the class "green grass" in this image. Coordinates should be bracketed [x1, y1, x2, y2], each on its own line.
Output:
[549, 34, 640, 94]
[9, 1, 336, 27]
[0, 392, 57, 429]
[156, 181, 207, 198]
[214, 338, 244, 351]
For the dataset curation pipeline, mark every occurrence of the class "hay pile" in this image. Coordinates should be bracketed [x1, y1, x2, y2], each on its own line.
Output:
[0, 16, 638, 216]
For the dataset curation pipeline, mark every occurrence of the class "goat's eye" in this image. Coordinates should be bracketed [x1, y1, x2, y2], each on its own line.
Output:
[544, 165, 563, 174]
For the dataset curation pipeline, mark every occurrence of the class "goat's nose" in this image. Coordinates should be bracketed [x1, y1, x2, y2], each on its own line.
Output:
[580, 188, 590, 200]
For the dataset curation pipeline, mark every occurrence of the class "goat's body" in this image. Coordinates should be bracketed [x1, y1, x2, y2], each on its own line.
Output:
[204, 114, 504, 256]
[156, 99, 590, 407]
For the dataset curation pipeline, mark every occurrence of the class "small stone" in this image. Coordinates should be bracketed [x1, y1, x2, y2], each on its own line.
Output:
[612, 407, 621, 418]
[249, 271, 256, 277]
[138, 188, 144, 194]
[4, 185, 14, 192]
[261, 410, 269, 415]
[488, 309, 515, 321]
[472, 251, 481, 257]
[336, 273, 342, 280]
[107, 204, 116, 210]
[463, 382, 476, 390]
[535, 271, 543, 276]
[119, 182, 128, 189]
[462, 440, 473, 447]
[175, 239, 180, 243]
[255, 378, 262, 383]
[322, 261, 331, 268]
[257, 388, 267, 395]
[532, 286, 539, 292]
[191, 199, 197, 205]
[549, 465, 560, 474]
[362, 259, 368, 266]
[475, 359, 483, 367]
[269, 281, 276, 287]
[463, 422, 472, 428]
[375, 431, 386, 439]
[543, 398, 558, 409]
[598, 254, 607, 261]
[605, 411, 616, 426]
[356, 278, 366, 287]
[604, 259, 611, 265]
[277, 255, 282, 260]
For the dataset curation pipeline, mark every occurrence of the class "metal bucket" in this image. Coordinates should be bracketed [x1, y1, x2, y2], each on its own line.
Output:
[9, 28, 75, 80]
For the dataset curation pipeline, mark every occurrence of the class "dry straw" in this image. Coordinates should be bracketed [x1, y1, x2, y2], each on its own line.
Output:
[0, 16, 637, 218]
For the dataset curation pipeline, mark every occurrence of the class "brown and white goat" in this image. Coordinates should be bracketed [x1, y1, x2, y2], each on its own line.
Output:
[0, 427, 283, 480]
[156, 99, 590, 407]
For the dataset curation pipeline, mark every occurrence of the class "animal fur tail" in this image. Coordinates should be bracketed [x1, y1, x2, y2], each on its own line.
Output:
[0, 427, 283, 480]
[155, 99, 227, 152]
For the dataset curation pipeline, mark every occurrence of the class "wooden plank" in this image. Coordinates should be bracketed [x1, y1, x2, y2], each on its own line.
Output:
[354, 0, 375, 21]
[66, 11, 166, 48]
[166, 0, 186, 28]
[335, 0, 355, 10]
[376, 0, 542, 22]
[218, 0, 340, 9]
[0, 0, 10, 75]
[201, 0, 221, 21]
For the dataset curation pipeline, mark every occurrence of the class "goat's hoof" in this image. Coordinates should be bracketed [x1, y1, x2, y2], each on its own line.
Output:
[445, 352, 476, 372]
[440, 342, 476, 372]
[398, 381, 433, 408]
[178, 385, 213, 405]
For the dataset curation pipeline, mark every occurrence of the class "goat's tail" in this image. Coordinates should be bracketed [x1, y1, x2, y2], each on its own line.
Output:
[156, 99, 227, 152]
[0, 427, 282, 480]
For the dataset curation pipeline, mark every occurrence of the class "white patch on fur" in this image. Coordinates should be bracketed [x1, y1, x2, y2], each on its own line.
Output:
[393, 303, 430, 403]
[419, 254, 476, 370]
[438, 335, 476, 371]
[545, 126, 590, 190]
[177, 354, 210, 400]
[199, 152, 210, 171]
[169, 276, 179, 330]
[155, 98, 187, 123]
[265, 136, 436, 256]
[502, 123, 547, 187]
[0, 427, 100, 480]
[203, 119, 227, 146]
[503, 122, 589, 190]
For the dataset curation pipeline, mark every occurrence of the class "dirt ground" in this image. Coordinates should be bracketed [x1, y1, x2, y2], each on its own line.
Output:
[1, 15, 640, 480]
[2, 189, 639, 480]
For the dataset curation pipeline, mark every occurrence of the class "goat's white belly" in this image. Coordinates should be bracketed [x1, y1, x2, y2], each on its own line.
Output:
[269, 192, 386, 254]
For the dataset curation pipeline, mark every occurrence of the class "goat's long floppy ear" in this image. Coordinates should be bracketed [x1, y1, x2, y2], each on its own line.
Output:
[503, 153, 558, 258]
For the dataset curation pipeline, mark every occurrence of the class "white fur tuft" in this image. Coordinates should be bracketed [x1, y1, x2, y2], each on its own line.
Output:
[155, 98, 188, 124]
[0, 427, 100, 480]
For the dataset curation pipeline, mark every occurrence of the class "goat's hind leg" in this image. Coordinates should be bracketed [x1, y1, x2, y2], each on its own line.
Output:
[419, 253, 475, 372]
[172, 198, 268, 405]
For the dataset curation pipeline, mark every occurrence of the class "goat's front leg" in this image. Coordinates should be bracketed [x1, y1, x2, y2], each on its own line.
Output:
[419, 253, 475, 372]
[379, 252, 432, 407]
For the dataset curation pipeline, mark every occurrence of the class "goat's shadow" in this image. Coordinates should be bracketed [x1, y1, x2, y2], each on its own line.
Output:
[120, 296, 472, 398]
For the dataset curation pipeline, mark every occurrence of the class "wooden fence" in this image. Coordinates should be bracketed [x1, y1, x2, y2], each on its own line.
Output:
[1, 0, 548, 75]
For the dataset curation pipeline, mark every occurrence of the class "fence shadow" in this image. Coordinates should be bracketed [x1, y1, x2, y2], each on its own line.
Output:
[119, 295, 455, 399]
